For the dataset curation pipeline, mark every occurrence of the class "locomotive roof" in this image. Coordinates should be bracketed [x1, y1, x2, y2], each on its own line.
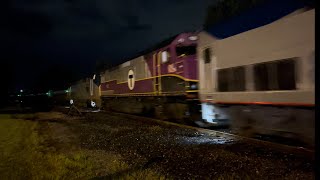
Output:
[205, 0, 313, 39]
[106, 31, 196, 70]
[128, 33, 180, 59]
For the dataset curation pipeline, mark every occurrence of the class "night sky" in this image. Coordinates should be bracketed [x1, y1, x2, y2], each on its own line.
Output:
[1, 0, 215, 92]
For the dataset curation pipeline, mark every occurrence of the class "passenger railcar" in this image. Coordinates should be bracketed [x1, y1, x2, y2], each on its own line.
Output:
[198, 9, 315, 146]
[100, 32, 200, 121]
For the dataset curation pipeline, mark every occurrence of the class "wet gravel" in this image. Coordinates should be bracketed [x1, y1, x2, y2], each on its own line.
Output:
[62, 112, 314, 179]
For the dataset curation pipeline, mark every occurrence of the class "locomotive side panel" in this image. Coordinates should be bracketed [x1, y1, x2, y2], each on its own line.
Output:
[214, 9, 315, 69]
[100, 56, 153, 96]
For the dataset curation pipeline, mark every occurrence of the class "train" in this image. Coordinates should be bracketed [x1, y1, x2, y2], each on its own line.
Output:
[198, 8, 315, 146]
[48, 32, 200, 121]
[49, 7, 314, 146]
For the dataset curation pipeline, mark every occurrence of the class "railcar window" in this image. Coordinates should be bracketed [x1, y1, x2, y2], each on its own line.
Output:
[254, 64, 269, 90]
[267, 63, 278, 90]
[204, 48, 211, 64]
[217, 66, 245, 92]
[254, 58, 296, 91]
[277, 59, 296, 90]
[176, 45, 196, 57]
[217, 69, 229, 92]
[232, 67, 246, 91]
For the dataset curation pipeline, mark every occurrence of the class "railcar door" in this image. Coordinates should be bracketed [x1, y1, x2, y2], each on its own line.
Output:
[203, 47, 214, 92]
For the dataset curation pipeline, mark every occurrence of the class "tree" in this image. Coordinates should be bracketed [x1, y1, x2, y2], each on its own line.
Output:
[204, 0, 267, 29]
[204, 0, 315, 29]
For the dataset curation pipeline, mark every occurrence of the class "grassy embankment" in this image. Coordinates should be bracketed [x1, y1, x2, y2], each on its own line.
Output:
[0, 114, 164, 179]
[0, 114, 95, 179]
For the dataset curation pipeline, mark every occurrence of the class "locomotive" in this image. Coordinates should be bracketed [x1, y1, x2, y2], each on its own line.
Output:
[99, 32, 200, 122]
[48, 76, 100, 109]
[68, 77, 101, 108]
[198, 8, 315, 146]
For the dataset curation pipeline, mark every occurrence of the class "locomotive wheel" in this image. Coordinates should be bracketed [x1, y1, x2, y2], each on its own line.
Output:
[155, 105, 166, 120]
[161, 103, 188, 123]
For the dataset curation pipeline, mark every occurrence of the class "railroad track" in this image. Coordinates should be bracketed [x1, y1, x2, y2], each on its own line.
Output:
[94, 110, 315, 160]
[62, 106, 314, 160]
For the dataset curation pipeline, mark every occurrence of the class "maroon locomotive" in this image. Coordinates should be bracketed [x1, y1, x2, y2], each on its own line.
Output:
[100, 32, 200, 121]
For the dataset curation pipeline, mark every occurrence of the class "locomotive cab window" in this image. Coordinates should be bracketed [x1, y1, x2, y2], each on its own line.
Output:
[161, 51, 169, 63]
[203, 48, 211, 64]
[176, 45, 196, 57]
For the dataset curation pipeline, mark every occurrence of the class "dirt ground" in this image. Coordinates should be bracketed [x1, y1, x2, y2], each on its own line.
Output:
[0, 111, 315, 179]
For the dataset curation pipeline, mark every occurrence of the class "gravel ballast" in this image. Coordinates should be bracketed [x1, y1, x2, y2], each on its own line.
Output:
[59, 111, 314, 179]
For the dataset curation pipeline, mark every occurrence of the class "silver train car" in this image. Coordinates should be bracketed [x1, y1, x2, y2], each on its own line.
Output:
[49, 77, 101, 108]
[197, 9, 315, 146]
[68, 77, 101, 108]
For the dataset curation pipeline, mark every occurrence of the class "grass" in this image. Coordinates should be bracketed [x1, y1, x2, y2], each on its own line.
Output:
[10, 113, 39, 120]
[121, 169, 167, 180]
[0, 114, 96, 179]
[0, 114, 166, 180]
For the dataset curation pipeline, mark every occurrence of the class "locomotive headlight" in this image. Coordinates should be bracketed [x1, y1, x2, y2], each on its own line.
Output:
[91, 101, 96, 108]
[70, 99, 74, 105]
[188, 36, 198, 41]
[191, 84, 197, 89]
[189, 82, 198, 90]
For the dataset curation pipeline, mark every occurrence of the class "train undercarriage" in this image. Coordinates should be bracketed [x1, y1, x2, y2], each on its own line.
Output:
[202, 102, 315, 147]
[101, 94, 201, 125]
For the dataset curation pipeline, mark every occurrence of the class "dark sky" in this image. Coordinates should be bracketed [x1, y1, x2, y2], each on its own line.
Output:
[1, 0, 215, 91]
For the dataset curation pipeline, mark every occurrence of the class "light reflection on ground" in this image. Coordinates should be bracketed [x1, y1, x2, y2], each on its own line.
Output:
[177, 136, 235, 145]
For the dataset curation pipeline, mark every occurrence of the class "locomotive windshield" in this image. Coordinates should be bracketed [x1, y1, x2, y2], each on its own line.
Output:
[176, 45, 196, 57]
